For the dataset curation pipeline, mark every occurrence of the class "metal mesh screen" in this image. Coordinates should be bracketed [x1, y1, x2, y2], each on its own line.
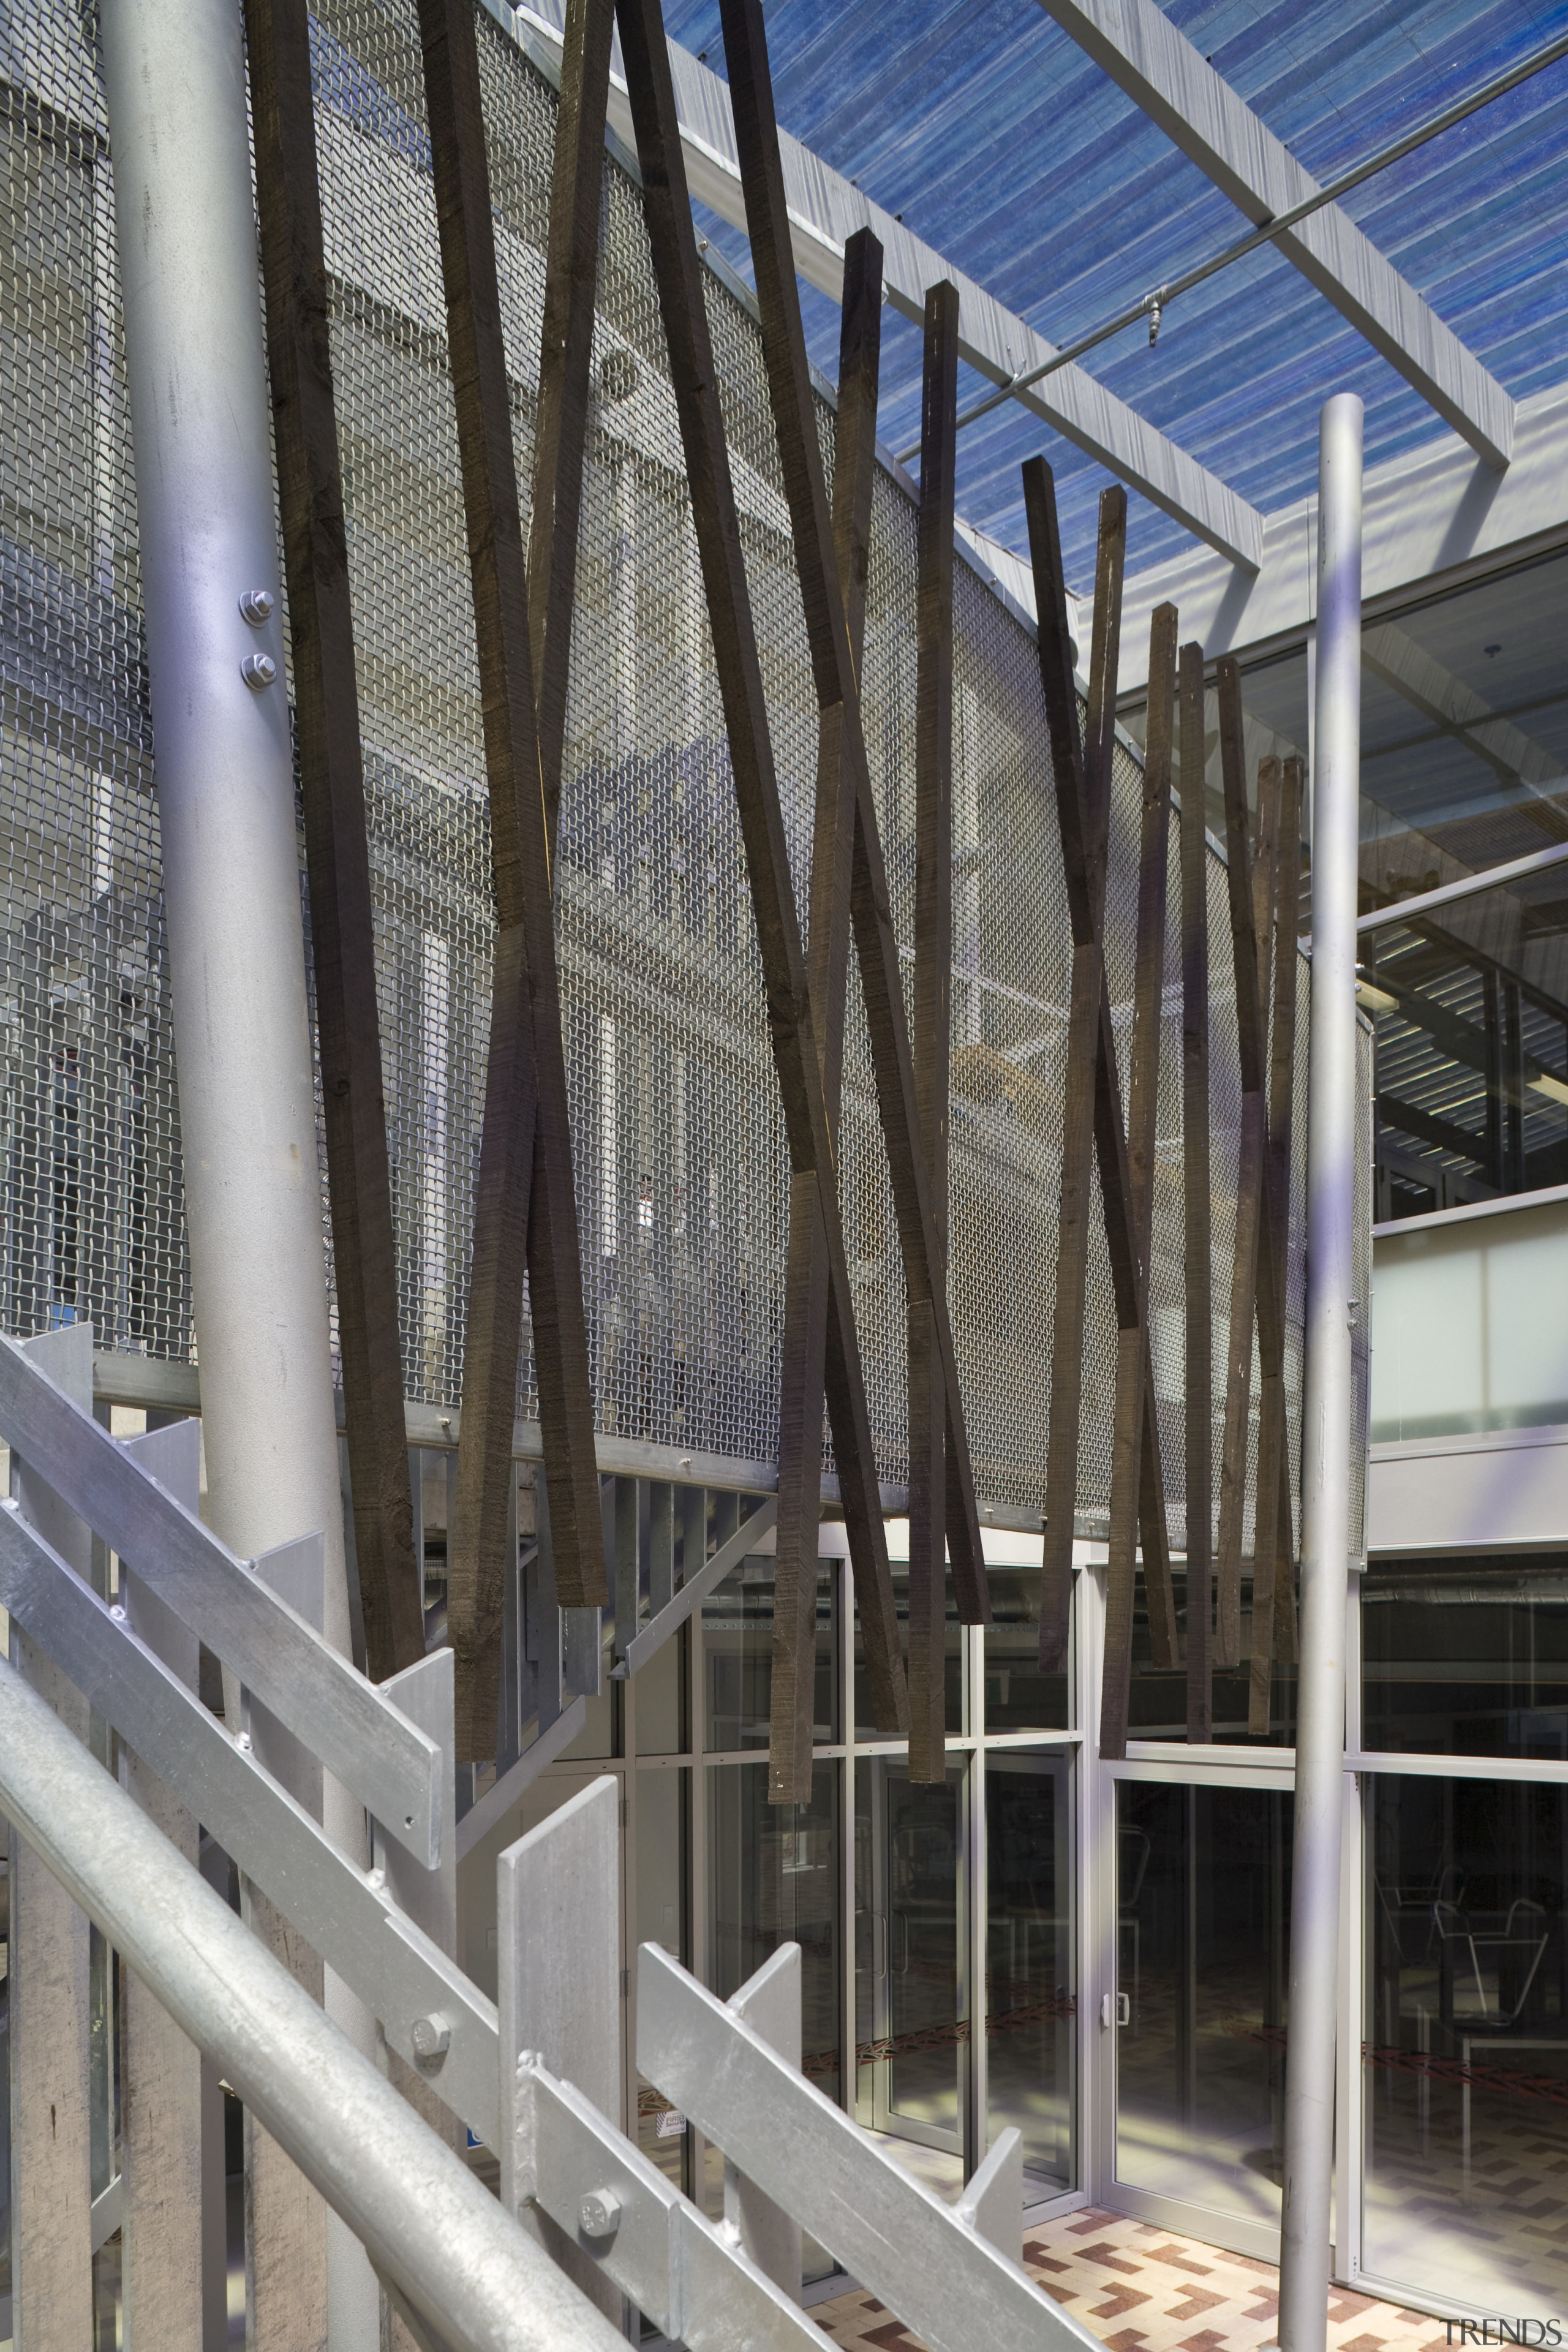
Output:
[0, 0, 1370, 1547]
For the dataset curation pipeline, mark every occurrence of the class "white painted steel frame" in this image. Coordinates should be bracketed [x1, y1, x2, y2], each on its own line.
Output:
[1035, 0, 1514, 469]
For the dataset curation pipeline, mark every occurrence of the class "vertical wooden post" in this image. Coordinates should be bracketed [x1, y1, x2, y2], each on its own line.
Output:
[908, 280, 959, 1785]
[9, 1324, 95, 2351]
[1248, 755, 1304, 1732]
[1036, 486, 1126, 1673]
[417, 0, 609, 1762]
[769, 230, 891, 1806]
[1213, 658, 1272, 1672]
[1099, 605, 1177, 1760]
[712, 0, 989, 1635]
[614, 0, 911, 1762]
[244, 0, 425, 1684]
[1023, 462, 1179, 1705]
[1178, 644, 1214, 1743]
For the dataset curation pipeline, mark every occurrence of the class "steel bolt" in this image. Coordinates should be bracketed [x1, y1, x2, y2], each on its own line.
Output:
[410, 2014, 451, 2066]
[241, 652, 277, 692]
[578, 2188, 621, 2240]
[109, 1603, 127, 1623]
[238, 588, 275, 627]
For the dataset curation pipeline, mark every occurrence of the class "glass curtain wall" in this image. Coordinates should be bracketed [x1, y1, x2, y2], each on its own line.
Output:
[1356, 1558, 1568, 2316]
[1119, 548, 1568, 1226]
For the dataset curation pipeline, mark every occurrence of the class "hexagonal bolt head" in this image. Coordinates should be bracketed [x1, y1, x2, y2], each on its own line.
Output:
[238, 589, 275, 627]
[410, 2014, 451, 2067]
[241, 653, 277, 692]
[578, 2188, 622, 2241]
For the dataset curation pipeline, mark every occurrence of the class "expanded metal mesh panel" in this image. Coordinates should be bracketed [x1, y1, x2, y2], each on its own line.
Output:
[0, 21, 190, 1362]
[0, 0, 1370, 1546]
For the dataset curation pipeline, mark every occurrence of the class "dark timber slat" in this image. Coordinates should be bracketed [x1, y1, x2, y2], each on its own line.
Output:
[908, 280, 959, 1785]
[613, 0, 910, 1740]
[1239, 755, 1284, 1716]
[1100, 603, 1177, 1760]
[245, 0, 424, 1678]
[716, 0, 990, 1635]
[1032, 478, 1125, 1671]
[1271, 761, 1306, 1676]
[771, 231, 887, 1804]
[1178, 644, 1213, 1743]
[418, 0, 608, 1756]
[1023, 464, 1178, 1689]
[527, 0, 616, 851]
[1213, 660, 1266, 1673]
[1248, 755, 1303, 1731]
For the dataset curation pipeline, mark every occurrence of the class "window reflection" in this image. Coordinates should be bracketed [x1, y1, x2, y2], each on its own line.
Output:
[982, 1566, 1069, 1730]
[1115, 1782, 1292, 2225]
[1129, 1568, 1297, 1746]
[1365, 1773, 1568, 2312]
[704, 1558, 836, 1751]
[1364, 1560, 1568, 1757]
[986, 1753, 1073, 2197]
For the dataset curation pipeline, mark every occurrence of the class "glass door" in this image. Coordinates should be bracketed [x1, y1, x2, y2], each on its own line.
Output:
[986, 1751, 1074, 2195]
[1112, 1778, 1293, 2236]
[855, 1758, 965, 2172]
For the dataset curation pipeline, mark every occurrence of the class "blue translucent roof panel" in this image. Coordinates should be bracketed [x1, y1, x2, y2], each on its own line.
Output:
[666, 0, 1568, 592]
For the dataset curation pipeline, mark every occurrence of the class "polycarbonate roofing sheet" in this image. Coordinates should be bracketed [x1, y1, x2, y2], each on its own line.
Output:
[664, 0, 1568, 592]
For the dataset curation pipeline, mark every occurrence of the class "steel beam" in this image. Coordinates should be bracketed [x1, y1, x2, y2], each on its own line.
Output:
[1036, 0, 1513, 470]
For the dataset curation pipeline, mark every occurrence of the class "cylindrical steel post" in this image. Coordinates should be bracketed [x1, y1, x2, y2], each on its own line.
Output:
[1278, 392, 1363, 2352]
[97, 0, 379, 2336]
[0, 1645, 623, 2352]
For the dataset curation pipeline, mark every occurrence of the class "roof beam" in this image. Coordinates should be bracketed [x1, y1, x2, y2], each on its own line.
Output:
[1036, 0, 1515, 472]
[506, 0, 1264, 570]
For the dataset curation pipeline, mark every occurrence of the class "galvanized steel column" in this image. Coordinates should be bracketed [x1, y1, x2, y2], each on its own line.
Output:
[1278, 391, 1363, 2352]
[97, 0, 378, 2338]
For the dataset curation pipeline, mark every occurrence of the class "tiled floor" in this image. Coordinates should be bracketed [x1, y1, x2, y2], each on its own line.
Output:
[810, 2207, 1444, 2352]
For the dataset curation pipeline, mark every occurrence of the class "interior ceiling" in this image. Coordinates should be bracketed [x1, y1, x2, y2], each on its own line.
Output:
[663, 0, 1568, 594]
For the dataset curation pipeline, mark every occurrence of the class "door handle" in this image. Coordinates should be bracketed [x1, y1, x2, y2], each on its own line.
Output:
[1100, 1992, 1131, 2029]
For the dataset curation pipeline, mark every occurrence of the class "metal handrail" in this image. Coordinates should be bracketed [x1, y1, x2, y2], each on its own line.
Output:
[0, 1648, 622, 2352]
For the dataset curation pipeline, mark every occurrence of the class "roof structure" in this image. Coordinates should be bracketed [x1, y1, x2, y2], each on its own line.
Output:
[639, 0, 1568, 595]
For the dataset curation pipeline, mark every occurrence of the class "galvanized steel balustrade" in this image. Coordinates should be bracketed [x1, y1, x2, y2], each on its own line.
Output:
[0, 1322, 1104, 2350]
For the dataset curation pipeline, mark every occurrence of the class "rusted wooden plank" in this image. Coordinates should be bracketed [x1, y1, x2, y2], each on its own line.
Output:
[418, 0, 607, 1757]
[245, 0, 424, 1679]
[907, 277, 960, 1784]
[1178, 643, 1213, 1743]
[1100, 602, 1178, 1760]
[771, 231, 887, 1803]
[1248, 754, 1303, 1732]
[715, 0, 990, 1635]
[614, 0, 910, 1746]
